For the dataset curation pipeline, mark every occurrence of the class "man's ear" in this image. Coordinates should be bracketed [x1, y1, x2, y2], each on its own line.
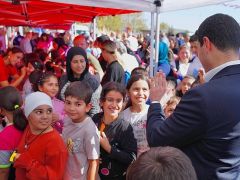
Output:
[85, 103, 92, 113]
[203, 36, 212, 51]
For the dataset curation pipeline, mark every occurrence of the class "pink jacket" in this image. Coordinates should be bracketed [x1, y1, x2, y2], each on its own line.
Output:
[52, 97, 65, 133]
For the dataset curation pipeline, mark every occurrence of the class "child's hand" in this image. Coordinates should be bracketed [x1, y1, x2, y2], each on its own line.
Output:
[52, 113, 59, 123]
[20, 66, 27, 77]
[100, 132, 111, 153]
[15, 153, 21, 161]
[198, 68, 205, 84]
[10, 152, 21, 162]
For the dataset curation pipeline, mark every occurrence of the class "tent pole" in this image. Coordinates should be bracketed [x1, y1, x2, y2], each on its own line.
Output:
[154, 0, 162, 75]
[149, 12, 155, 77]
[93, 17, 97, 40]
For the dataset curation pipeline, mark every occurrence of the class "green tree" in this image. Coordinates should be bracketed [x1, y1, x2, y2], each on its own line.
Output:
[160, 22, 169, 33]
[97, 13, 147, 32]
[97, 15, 123, 32]
[121, 13, 148, 32]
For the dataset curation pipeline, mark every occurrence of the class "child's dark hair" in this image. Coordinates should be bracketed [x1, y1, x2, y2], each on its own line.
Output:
[34, 48, 48, 62]
[0, 86, 28, 131]
[30, 70, 44, 92]
[49, 49, 60, 62]
[45, 61, 55, 73]
[131, 67, 148, 77]
[25, 53, 44, 71]
[127, 146, 197, 180]
[125, 74, 150, 109]
[32, 71, 58, 92]
[64, 81, 93, 104]
[100, 82, 126, 102]
[4, 47, 23, 57]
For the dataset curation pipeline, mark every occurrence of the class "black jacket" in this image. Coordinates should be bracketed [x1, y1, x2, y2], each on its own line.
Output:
[93, 113, 137, 180]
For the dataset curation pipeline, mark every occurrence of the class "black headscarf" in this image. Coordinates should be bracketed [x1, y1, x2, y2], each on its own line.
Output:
[66, 47, 89, 82]
[65, 47, 99, 92]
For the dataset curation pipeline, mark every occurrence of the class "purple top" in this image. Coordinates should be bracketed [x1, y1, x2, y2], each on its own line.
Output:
[52, 97, 65, 133]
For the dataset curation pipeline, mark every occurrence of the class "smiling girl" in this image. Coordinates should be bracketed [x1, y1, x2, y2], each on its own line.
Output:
[121, 74, 150, 156]
[93, 82, 137, 180]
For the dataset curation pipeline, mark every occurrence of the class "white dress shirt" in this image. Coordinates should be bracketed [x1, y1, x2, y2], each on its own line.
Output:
[204, 60, 240, 82]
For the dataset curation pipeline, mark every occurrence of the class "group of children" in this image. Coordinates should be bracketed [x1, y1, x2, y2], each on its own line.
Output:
[0, 61, 201, 180]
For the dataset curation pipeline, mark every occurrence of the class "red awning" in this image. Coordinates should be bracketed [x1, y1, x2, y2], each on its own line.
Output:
[0, 0, 137, 30]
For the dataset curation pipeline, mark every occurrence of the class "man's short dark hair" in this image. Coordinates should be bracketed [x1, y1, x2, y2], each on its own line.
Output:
[126, 147, 197, 180]
[64, 81, 93, 104]
[195, 13, 240, 52]
[189, 34, 198, 43]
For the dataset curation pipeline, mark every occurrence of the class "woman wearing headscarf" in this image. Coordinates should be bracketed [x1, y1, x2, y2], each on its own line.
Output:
[59, 47, 101, 117]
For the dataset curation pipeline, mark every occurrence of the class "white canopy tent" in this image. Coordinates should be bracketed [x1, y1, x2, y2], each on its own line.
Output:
[46, 0, 233, 12]
[46, 0, 233, 76]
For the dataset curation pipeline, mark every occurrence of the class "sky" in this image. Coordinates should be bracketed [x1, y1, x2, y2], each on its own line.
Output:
[144, 0, 240, 33]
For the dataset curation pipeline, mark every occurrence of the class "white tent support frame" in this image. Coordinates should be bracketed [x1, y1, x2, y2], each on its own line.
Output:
[149, 12, 154, 77]
[149, 0, 162, 77]
[93, 17, 97, 40]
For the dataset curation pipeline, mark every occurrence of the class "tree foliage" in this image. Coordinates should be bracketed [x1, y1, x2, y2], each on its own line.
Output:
[160, 22, 169, 32]
[97, 13, 147, 32]
[97, 15, 123, 32]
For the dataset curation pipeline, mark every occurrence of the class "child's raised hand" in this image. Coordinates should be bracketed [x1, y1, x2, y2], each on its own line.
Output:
[100, 132, 111, 153]
[198, 68, 205, 84]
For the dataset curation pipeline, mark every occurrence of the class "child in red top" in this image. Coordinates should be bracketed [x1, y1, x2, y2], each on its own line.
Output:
[0, 47, 26, 88]
[13, 92, 68, 180]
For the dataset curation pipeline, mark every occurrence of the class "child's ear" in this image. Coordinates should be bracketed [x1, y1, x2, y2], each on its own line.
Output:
[85, 103, 92, 113]
[38, 85, 43, 92]
[0, 108, 5, 116]
[99, 100, 103, 108]
[127, 91, 130, 98]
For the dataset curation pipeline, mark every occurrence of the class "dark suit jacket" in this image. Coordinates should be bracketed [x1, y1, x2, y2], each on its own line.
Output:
[147, 64, 240, 180]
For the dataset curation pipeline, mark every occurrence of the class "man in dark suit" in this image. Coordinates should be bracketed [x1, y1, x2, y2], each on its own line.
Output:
[147, 14, 240, 180]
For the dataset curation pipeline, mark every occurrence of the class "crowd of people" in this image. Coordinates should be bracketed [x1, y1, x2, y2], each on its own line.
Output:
[0, 13, 240, 180]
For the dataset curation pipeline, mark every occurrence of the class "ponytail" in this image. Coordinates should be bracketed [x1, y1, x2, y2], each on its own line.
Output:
[13, 107, 28, 131]
[0, 86, 28, 131]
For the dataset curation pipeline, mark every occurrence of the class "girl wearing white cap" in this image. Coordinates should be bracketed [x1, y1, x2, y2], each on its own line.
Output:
[13, 92, 68, 180]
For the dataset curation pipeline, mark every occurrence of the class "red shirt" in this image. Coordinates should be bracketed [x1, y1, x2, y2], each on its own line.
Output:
[14, 126, 68, 180]
[0, 56, 18, 82]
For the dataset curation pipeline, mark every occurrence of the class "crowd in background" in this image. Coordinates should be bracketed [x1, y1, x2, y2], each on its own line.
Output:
[1, 13, 239, 180]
